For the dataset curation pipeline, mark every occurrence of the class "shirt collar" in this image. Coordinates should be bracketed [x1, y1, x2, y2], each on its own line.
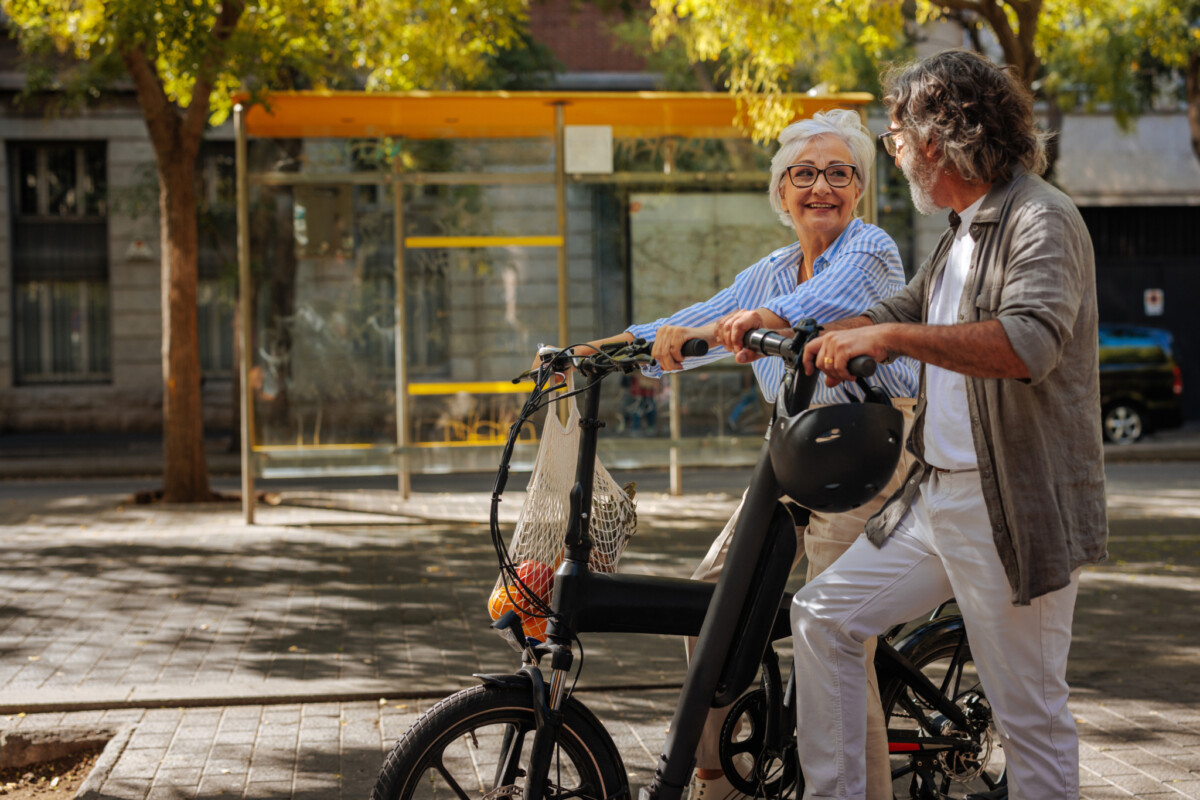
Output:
[809, 217, 862, 276]
[954, 194, 986, 239]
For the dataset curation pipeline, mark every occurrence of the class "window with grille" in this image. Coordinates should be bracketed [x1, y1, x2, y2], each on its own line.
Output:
[9, 142, 110, 383]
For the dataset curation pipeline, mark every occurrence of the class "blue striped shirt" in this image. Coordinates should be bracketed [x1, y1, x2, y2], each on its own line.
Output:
[626, 218, 919, 404]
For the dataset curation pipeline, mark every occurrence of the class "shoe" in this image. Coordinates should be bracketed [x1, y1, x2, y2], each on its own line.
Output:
[688, 773, 747, 800]
[964, 787, 1008, 800]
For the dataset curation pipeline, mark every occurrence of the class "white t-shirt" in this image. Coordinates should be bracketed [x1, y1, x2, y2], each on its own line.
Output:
[923, 195, 985, 470]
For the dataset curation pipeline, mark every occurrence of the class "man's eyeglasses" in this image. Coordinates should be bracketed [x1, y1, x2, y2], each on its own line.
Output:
[784, 163, 857, 189]
[878, 129, 901, 157]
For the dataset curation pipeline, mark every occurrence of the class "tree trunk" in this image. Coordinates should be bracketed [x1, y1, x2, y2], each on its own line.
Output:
[1042, 92, 1063, 180]
[158, 155, 212, 502]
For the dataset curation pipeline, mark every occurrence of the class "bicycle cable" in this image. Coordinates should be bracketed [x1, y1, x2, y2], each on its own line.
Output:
[488, 341, 655, 628]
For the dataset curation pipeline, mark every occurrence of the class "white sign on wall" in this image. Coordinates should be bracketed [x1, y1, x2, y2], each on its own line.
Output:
[1144, 288, 1165, 317]
[564, 126, 614, 174]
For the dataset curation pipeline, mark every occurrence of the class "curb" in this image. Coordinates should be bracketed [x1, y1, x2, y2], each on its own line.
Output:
[75, 725, 133, 800]
[0, 680, 687, 716]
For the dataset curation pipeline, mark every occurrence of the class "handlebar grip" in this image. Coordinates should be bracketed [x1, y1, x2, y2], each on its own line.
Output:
[742, 329, 790, 357]
[680, 339, 709, 358]
[848, 356, 877, 378]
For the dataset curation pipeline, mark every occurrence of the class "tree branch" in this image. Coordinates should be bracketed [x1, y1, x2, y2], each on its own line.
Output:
[120, 42, 180, 158]
[1010, 0, 1042, 83]
[182, 0, 247, 150]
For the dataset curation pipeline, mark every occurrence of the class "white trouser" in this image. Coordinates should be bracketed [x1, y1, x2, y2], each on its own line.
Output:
[791, 468, 1081, 800]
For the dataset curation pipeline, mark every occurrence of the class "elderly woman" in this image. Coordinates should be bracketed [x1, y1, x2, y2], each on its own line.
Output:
[576, 109, 917, 800]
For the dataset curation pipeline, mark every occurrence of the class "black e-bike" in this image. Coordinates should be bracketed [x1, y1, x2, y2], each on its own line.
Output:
[373, 321, 1005, 800]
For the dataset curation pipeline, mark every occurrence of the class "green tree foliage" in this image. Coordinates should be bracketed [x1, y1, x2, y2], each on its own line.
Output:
[648, 0, 1200, 158]
[648, 0, 907, 139]
[1040, 0, 1200, 160]
[2, 0, 531, 501]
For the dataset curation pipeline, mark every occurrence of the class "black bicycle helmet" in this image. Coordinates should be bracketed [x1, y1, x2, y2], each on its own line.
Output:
[769, 402, 905, 512]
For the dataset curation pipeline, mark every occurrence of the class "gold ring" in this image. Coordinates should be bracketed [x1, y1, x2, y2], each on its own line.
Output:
[824, 357, 834, 365]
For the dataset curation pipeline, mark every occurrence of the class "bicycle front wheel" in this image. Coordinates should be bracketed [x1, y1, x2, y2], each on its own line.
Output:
[373, 683, 629, 800]
[881, 626, 1006, 799]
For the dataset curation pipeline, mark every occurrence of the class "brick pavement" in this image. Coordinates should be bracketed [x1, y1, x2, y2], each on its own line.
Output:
[0, 468, 1198, 798]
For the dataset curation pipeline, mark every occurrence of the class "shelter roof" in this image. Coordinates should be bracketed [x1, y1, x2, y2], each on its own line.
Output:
[237, 90, 873, 140]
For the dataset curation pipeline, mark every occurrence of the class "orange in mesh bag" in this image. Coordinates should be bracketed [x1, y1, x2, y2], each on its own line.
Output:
[490, 378, 637, 644]
[487, 560, 554, 641]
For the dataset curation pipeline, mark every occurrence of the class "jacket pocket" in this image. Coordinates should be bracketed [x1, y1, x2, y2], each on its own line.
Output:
[975, 283, 1000, 319]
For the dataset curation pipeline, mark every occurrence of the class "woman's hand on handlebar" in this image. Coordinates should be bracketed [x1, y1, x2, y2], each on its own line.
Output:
[714, 309, 791, 364]
[803, 324, 893, 386]
[652, 325, 713, 372]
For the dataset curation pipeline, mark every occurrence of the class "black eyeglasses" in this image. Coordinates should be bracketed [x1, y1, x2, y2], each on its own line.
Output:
[784, 163, 857, 189]
[878, 129, 901, 157]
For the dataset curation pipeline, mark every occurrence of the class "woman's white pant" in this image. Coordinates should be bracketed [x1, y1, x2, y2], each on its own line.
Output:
[791, 468, 1080, 800]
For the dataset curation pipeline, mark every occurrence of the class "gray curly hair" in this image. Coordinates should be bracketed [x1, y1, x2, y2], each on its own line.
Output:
[882, 49, 1049, 184]
[768, 108, 874, 228]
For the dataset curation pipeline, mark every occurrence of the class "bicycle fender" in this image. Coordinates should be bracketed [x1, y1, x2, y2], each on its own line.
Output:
[876, 615, 966, 690]
[890, 615, 966, 660]
[473, 671, 532, 691]
[473, 668, 555, 729]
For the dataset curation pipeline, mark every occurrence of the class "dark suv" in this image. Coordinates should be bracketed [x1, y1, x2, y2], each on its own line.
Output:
[1099, 323, 1184, 444]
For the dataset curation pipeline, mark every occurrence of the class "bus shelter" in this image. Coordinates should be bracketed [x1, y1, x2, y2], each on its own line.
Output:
[234, 91, 874, 522]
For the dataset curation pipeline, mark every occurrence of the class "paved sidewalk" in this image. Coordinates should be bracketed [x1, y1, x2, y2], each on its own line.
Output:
[0, 464, 1199, 798]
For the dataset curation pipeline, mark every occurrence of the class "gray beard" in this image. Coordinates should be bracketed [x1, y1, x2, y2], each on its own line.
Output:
[901, 147, 945, 216]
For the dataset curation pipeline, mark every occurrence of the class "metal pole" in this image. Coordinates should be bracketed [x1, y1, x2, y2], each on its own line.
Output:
[235, 105, 256, 524]
[554, 103, 571, 424]
[394, 151, 411, 499]
[859, 106, 878, 226]
[669, 372, 682, 496]
[554, 103, 568, 350]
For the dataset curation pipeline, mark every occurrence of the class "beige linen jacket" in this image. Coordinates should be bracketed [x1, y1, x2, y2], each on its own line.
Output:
[863, 167, 1109, 605]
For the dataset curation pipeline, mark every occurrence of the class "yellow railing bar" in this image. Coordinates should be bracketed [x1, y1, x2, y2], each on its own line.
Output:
[404, 235, 562, 249]
[408, 380, 530, 395]
[252, 443, 380, 452]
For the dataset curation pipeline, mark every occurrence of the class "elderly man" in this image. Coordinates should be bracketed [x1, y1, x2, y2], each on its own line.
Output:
[716, 49, 1108, 800]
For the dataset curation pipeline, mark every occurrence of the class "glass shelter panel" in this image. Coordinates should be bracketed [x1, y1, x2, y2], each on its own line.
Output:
[242, 124, 825, 476]
[249, 180, 397, 449]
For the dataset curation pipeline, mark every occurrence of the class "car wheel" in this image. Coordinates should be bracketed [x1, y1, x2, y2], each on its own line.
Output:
[1103, 403, 1144, 445]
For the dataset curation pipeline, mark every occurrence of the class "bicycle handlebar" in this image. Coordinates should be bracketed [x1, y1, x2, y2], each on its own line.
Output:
[740, 328, 876, 378]
[527, 337, 709, 381]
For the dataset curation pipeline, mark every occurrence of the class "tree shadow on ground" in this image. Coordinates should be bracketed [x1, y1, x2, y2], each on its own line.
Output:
[0, 499, 712, 691]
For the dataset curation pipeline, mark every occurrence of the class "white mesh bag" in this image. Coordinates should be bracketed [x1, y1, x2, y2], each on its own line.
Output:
[490, 378, 637, 637]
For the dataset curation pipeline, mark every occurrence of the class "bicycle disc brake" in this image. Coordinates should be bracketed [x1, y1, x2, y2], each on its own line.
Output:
[718, 689, 798, 797]
[932, 692, 996, 784]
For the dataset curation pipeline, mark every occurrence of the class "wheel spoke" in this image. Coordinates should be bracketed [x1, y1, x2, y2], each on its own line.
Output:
[434, 756, 476, 800]
[726, 736, 762, 757]
[493, 723, 528, 788]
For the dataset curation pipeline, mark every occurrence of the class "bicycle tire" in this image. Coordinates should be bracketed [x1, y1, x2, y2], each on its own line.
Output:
[880, 625, 1006, 799]
[373, 684, 629, 800]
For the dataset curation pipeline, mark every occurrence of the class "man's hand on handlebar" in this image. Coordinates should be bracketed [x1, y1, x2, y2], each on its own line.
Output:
[803, 325, 893, 386]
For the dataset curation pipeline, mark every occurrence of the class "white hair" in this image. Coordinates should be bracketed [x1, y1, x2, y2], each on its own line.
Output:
[767, 108, 875, 227]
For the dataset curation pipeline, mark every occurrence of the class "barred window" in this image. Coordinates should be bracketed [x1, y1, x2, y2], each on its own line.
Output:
[9, 142, 110, 383]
